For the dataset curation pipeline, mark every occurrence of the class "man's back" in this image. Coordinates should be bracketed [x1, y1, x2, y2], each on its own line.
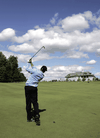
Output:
[25, 63, 44, 87]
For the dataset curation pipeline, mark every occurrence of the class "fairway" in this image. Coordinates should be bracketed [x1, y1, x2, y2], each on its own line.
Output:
[0, 81, 100, 138]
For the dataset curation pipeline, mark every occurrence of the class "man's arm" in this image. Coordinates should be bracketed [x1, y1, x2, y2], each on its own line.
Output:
[25, 59, 35, 74]
[25, 63, 35, 74]
[30, 62, 34, 67]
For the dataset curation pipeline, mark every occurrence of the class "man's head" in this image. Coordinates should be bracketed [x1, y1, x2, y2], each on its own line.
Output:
[40, 66, 47, 73]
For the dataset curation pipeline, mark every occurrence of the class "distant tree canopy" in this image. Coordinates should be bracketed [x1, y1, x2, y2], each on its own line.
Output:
[0, 52, 27, 82]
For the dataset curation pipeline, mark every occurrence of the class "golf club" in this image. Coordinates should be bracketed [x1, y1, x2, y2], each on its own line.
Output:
[30, 46, 45, 60]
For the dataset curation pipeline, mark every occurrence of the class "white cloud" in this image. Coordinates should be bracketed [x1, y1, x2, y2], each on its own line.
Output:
[83, 11, 93, 20]
[0, 28, 15, 41]
[1, 49, 59, 64]
[96, 17, 100, 28]
[22, 64, 94, 81]
[0, 50, 97, 81]
[80, 42, 100, 53]
[0, 50, 31, 64]
[8, 43, 37, 54]
[96, 9, 100, 15]
[0, 10, 100, 64]
[94, 72, 100, 77]
[83, 11, 97, 25]
[50, 13, 59, 25]
[29, 53, 55, 62]
[7, 26, 100, 59]
[1, 10, 100, 81]
[83, 10, 100, 28]
[86, 60, 97, 65]
[63, 50, 89, 59]
[60, 14, 89, 32]
[12, 28, 45, 43]
[53, 66, 67, 72]
[0, 11, 99, 59]
[50, 18, 56, 25]
[54, 13, 59, 17]
[97, 49, 100, 52]
[34, 25, 40, 29]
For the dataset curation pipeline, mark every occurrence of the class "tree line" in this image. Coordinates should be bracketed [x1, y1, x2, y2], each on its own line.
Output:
[0, 52, 27, 83]
[66, 77, 100, 82]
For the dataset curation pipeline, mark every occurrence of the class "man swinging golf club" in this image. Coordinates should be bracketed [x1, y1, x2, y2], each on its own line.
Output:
[24, 46, 47, 126]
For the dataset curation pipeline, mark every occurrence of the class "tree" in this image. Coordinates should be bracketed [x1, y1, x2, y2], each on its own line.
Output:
[82, 76, 86, 82]
[96, 78, 99, 81]
[77, 77, 81, 82]
[0, 66, 6, 82]
[66, 78, 69, 82]
[18, 67, 22, 72]
[0, 52, 7, 82]
[93, 77, 96, 81]
[19, 73, 27, 82]
[75, 73, 78, 77]
[0, 52, 27, 82]
[88, 78, 90, 83]
[5, 60, 13, 82]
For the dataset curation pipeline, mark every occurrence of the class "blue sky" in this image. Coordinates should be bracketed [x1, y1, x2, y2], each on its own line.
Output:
[0, 0, 100, 81]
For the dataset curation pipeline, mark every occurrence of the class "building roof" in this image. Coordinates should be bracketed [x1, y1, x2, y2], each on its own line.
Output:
[65, 71, 95, 78]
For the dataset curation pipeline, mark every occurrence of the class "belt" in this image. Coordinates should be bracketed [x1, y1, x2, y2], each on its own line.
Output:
[26, 84, 35, 87]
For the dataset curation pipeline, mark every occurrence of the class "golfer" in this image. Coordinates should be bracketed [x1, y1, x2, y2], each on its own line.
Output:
[24, 59, 47, 126]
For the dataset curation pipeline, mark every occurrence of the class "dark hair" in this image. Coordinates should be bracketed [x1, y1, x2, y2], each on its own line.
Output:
[41, 66, 47, 73]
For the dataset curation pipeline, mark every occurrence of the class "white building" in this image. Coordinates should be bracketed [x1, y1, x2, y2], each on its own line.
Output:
[65, 71, 95, 81]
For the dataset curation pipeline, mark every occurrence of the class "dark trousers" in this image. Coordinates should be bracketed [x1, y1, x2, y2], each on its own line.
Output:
[24, 86, 39, 120]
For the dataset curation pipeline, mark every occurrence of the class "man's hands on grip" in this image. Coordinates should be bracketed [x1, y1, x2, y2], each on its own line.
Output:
[28, 59, 34, 67]
[28, 59, 32, 63]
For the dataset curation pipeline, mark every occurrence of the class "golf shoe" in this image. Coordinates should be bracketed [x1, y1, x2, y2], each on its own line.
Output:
[27, 118, 34, 122]
[35, 114, 40, 126]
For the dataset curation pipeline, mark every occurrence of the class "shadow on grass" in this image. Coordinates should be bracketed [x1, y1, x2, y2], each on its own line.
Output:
[31, 108, 46, 117]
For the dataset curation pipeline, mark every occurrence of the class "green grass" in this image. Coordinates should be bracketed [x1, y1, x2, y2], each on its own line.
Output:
[0, 81, 100, 138]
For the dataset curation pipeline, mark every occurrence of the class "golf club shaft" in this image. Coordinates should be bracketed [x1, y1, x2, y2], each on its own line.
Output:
[30, 46, 45, 60]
